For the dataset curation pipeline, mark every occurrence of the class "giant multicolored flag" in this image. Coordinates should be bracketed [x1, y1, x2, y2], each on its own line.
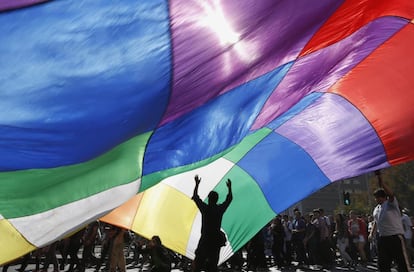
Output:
[1, 0, 414, 264]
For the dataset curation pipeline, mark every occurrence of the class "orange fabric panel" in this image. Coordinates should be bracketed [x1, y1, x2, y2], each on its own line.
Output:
[100, 194, 143, 229]
[328, 24, 414, 165]
[300, 0, 414, 57]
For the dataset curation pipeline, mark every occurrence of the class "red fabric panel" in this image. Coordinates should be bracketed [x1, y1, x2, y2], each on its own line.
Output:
[328, 24, 414, 165]
[300, 0, 414, 57]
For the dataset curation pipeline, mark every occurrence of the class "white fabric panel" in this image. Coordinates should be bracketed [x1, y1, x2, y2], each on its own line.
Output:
[163, 157, 235, 199]
[9, 179, 140, 247]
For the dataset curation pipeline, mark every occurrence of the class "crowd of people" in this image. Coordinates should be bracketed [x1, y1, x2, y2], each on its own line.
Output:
[240, 173, 414, 272]
[238, 171, 414, 272]
[2, 209, 413, 272]
[2, 222, 181, 272]
[3, 173, 414, 272]
[236, 206, 413, 271]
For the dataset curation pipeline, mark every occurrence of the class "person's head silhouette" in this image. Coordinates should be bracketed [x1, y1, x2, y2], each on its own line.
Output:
[208, 191, 218, 205]
[150, 235, 162, 247]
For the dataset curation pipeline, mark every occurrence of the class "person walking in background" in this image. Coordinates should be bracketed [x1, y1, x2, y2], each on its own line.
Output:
[311, 209, 333, 268]
[270, 215, 285, 268]
[334, 213, 353, 267]
[291, 209, 307, 266]
[64, 229, 84, 272]
[41, 241, 59, 272]
[401, 207, 414, 267]
[304, 212, 318, 266]
[191, 175, 233, 272]
[80, 221, 100, 271]
[367, 215, 378, 260]
[141, 235, 171, 272]
[246, 228, 267, 271]
[109, 226, 127, 272]
[348, 210, 367, 263]
[95, 224, 115, 272]
[368, 170, 410, 272]
[282, 214, 293, 266]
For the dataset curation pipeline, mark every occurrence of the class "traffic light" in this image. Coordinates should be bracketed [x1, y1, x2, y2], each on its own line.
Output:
[343, 191, 351, 205]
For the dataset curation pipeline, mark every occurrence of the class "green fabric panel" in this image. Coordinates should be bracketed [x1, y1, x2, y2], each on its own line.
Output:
[0, 132, 151, 218]
[224, 128, 272, 163]
[213, 165, 275, 251]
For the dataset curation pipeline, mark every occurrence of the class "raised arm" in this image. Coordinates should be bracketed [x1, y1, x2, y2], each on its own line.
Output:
[222, 178, 233, 208]
[375, 170, 394, 201]
[192, 175, 201, 201]
[226, 179, 232, 199]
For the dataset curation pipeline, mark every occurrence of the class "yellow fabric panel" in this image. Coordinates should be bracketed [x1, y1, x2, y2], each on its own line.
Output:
[131, 183, 198, 256]
[0, 219, 35, 265]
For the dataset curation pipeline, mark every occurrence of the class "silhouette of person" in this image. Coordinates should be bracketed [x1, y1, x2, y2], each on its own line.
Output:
[191, 175, 233, 272]
[41, 241, 59, 272]
[368, 170, 410, 272]
[80, 221, 99, 271]
[141, 235, 172, 272]
[109, 226, 127, 272]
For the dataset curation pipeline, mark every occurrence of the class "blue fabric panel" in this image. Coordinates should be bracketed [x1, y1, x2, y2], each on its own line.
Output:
[237, 131, 330, 212]
[0, 0, 171, 170]
[267, 92, 323, 129]
[143, 63, 293, 175]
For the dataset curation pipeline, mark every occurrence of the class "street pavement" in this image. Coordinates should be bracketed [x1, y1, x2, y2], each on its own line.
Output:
[3, 259, 411, 272]
[2, 250, 413, 272]
[0, 263, 384, 272]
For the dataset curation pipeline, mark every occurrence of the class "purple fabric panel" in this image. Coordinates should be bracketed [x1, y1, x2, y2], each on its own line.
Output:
[0, 0, 48, 11]
[253, 16, 406, 130]
[275, 93, 389, 181]
[161, 0, 343, 125]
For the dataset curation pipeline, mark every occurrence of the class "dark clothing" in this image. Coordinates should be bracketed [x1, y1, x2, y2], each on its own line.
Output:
[192, 188, 232, 272]
[42, 241, 59, 272]
[271, 223, 285, 267]
[246, 231, 267, 270]
[378, 234, 410, 272]
[305, 222, 318, 265]
[80, 222, 99, 271]
[292, 218, 306, 241]
[292, 217, 307, 264]
[143, 245, 171, 272]
[65, 229, 84, 272]
[193, 194, 232, 239]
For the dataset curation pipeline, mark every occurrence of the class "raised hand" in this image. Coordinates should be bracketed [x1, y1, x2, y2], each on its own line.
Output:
[194, 175, 201, 184]
[226, 178, 231, 188]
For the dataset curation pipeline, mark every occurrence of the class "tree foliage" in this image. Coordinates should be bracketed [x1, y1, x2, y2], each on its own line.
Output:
[374, 161, 414, 214]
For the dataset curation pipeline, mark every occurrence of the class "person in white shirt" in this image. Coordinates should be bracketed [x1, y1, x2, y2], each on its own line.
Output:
[368, 170, 410, 272]
[401, 208, 413, 267]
